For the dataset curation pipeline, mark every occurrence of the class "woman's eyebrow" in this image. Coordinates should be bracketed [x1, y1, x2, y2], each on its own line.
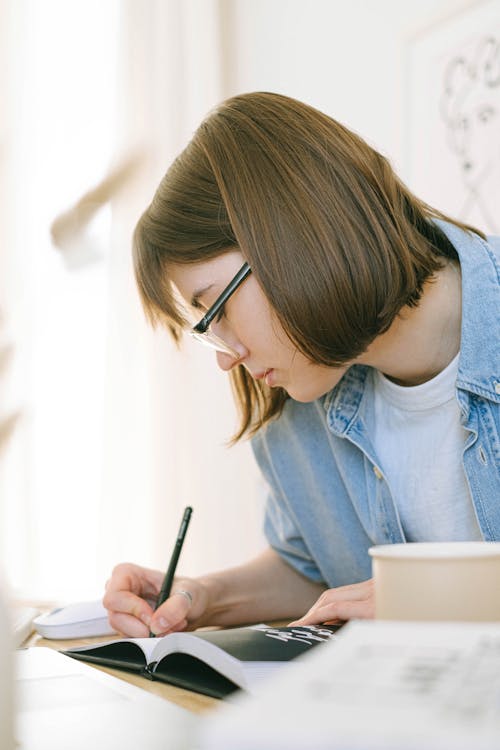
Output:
[190, 283, 214, 308]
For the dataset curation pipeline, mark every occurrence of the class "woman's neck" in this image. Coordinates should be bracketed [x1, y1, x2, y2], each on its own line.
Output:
[359, 260, 462, 387]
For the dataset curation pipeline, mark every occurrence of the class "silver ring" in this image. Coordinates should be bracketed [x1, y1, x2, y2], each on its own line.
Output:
[173, 590, 193, 607]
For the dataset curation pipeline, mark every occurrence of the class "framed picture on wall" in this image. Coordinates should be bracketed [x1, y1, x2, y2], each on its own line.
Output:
[406, 0, 500, 234]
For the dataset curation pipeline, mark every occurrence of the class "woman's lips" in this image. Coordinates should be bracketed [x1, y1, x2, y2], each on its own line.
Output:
[253, 368, 274, 385]
[264, 368, 275, 386]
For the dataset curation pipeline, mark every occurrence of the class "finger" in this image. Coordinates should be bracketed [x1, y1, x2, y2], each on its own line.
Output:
[292, 579, 374, 622]
[292, 597, 374, 625]
[291, 603, 346, 625]
[315, 579, 373, 603]
[105, 563, 162, 599]
[288, 615, 344, 626]
[150, 591, 193, 635]
[168, 618, 189, 634]
[103, 589, 155, 626]
[108, 611, 150, 638]
[326, 598, 375, 620]
[291, 596, 368, 625]
[103, 563, 163, 624]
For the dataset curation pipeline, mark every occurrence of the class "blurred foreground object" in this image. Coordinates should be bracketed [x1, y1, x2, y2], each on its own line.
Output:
[0, 314, 18, 749]
[200, 620, 500, 750]
[50, 150, 145, 269]
[0, 585, 13, 749]
[0, 338, 18, 454]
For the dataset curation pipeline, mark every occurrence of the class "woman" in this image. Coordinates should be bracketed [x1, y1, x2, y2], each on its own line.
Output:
[103, 92, 500, 637]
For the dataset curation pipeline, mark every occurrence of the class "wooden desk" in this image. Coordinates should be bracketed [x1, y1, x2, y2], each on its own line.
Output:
[24, 630, 220, 715]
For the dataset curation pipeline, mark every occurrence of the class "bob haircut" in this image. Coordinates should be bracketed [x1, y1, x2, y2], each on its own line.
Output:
[133, 91, 482, 441]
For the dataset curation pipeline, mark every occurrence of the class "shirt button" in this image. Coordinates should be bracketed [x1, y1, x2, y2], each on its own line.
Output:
[373, 465, 383, 479]
[495, 381, 500, 395]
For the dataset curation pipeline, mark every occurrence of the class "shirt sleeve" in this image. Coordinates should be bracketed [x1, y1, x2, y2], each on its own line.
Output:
[264, 488, 325, 582]
[252, 431, 325, 583]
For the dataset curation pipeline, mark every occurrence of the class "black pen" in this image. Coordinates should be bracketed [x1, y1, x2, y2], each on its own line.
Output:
[149, 506, 193, 637]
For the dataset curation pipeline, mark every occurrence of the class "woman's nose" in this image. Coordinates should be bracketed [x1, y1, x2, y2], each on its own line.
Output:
[216, 349, 242, 371]
[211, 320, 247, 370]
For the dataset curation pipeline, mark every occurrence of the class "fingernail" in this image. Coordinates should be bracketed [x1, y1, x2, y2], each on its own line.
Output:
[140, 612, 151, 626]
[150, 617, 170, 636]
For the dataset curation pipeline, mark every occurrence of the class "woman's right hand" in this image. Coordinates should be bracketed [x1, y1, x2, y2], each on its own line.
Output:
[102, 562, 210, 638]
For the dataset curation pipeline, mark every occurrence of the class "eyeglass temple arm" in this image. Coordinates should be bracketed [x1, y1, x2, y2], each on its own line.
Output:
[192, 262, 252, 334]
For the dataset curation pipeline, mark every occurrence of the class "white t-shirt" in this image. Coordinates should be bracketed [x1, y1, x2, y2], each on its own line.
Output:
[372, 354, 483, 542]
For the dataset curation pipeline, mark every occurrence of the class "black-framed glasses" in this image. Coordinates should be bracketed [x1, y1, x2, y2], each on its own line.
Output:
[190, 262, 252, 356]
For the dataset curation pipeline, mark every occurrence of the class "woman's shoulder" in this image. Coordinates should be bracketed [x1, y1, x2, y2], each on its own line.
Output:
[485, 232, 500, 260]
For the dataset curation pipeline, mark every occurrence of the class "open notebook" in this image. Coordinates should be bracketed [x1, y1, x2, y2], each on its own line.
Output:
[63, 624, 340, 699]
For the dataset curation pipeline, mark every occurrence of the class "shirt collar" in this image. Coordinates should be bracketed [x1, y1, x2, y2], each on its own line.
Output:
[324, 365, 369, 435]
[435, 220, 500, 404]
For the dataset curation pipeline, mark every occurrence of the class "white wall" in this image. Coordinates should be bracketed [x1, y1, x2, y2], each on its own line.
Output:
[225, 0, 477, 172]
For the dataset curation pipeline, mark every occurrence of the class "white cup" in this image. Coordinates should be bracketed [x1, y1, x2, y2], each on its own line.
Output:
[369, 541, 500, 621]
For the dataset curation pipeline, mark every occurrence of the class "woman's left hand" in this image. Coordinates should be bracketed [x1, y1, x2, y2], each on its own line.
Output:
[288, 578, 375, 626]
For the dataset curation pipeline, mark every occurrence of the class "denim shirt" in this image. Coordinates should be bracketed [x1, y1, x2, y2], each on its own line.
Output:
[251, 221, 500, 587]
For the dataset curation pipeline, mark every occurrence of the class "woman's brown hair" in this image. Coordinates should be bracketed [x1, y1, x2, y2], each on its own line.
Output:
[133, 91, 482, 441]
